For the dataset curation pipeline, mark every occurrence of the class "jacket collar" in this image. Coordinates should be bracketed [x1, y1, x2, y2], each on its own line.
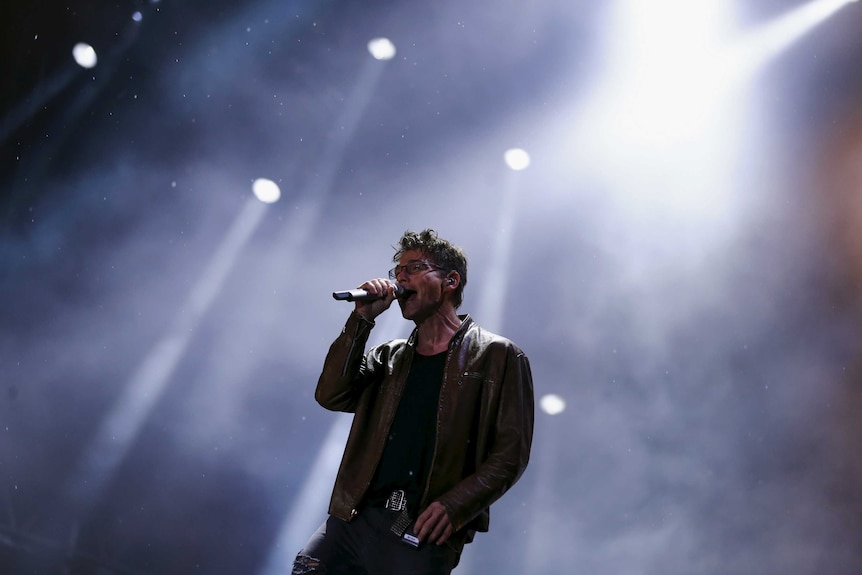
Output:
[407, 314, 473, 349]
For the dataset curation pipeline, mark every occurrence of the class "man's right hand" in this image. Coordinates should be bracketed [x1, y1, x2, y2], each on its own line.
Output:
[354, 278, 397, 321]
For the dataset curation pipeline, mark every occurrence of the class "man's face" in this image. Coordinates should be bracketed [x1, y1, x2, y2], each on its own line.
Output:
[392, 249, 448, 322]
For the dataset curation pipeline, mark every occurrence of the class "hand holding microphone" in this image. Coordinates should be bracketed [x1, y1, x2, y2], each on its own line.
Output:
[333, 279, 412, 321]
[332, 283, 407, 302]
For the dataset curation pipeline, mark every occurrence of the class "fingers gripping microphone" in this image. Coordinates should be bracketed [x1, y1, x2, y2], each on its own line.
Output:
[333, 284, 408, 302]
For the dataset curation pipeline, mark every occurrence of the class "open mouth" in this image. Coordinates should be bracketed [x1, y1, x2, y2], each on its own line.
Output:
[398, 289, 417, 301]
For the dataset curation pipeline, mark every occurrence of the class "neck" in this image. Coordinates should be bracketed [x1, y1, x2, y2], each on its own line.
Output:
[414, 308, 461, 355]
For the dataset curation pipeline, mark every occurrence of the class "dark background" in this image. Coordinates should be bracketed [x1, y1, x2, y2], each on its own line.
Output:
[2, 1, 862, 573]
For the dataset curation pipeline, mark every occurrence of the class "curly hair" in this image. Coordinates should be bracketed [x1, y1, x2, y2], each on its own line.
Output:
[393, 229, 468, 308]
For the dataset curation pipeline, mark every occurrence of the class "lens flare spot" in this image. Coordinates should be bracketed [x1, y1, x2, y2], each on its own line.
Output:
[72, 43, 98, 69]
[252, 178, 281, 204]
[368, 37, 397, 61]
[539, 394, 566, 415]
[504, 148, 531, 171]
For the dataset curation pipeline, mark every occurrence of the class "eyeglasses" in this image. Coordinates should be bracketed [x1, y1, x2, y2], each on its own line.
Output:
[388, 261, 446, 280]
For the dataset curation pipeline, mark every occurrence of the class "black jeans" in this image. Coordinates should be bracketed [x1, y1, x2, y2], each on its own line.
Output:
[293, 508, 462, 575]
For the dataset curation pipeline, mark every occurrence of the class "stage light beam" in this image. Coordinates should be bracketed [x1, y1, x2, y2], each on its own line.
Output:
[66, 195, 270, 516]
[724, 0, 859, 82]
[256, 30, 401, 575]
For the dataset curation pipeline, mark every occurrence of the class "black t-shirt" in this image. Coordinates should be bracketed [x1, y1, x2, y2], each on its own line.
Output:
[364, 350, 446, 515]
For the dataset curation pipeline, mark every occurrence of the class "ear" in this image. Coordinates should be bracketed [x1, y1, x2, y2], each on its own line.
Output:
[445, 272, 460, 289]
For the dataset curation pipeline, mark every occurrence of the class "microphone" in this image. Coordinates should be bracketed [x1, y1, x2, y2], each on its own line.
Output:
[332, 284, 411, 302]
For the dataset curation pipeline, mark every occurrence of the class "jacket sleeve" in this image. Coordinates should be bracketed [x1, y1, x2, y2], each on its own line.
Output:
[315, 311, 380, 413]
[437, 346, 535, 531]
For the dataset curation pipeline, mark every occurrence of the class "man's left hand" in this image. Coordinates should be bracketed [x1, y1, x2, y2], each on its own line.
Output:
[414, 501, 453, 545]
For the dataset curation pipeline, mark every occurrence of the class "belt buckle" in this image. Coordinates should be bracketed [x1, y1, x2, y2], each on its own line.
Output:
[385, 489, 407, 512]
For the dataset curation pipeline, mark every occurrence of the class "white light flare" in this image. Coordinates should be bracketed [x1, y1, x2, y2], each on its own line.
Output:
[539, 394, 567, 416]
[593, 0, 859, 148]
[253, 178, 281, 204]
[571, 0, 856, 222]
[592, 0, 739, 148]
[72, 43, 98, 69]
[367, 37, 396, 61]
[504, 148, 531, 171]
[564, 0, 743, 227]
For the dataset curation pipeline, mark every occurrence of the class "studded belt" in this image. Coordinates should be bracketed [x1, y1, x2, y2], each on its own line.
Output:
[384, 489, 408, 512]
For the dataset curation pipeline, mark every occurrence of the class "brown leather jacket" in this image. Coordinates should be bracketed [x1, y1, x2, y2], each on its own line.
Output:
[316, 312, 534, 536]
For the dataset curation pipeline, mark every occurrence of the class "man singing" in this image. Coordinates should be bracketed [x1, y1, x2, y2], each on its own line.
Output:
[293, 229, 534, 575]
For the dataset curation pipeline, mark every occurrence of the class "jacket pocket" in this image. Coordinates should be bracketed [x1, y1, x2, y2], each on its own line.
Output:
[459, 372, 487, 385]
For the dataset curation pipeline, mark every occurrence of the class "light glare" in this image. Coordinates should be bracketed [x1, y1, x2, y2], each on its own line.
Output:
[504, 148, 531, 171]
[539, 394, 566, 415]
[367, 37, 396, 61]
[72, 43, 98, 69]
[253, 178, 281, 203]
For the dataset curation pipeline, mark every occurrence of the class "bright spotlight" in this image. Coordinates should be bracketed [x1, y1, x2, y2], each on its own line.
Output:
[367, 37, 396, 61]
[504, 148, 531, 171]
[72, 43, 98, 69]
[132, 11, 143, 22]
[539, 394, 566, 416]
[252, 178, 281, 203]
